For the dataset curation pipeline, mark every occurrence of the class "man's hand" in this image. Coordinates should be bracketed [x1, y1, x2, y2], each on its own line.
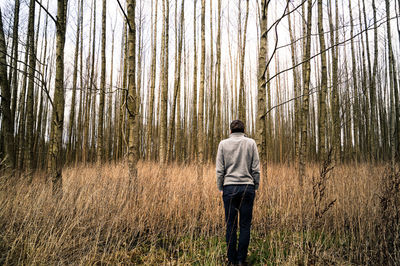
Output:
[220, 190, 223, 196]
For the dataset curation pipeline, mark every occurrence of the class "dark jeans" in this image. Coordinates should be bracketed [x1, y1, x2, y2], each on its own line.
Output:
[222, 184, 255, 263]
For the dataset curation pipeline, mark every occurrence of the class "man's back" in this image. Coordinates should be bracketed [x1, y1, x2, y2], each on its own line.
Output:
[216, 120, 260, 265]
[216, 132, 260, 191]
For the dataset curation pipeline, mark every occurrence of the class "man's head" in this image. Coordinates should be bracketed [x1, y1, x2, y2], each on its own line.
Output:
[230, 120, 245, 133]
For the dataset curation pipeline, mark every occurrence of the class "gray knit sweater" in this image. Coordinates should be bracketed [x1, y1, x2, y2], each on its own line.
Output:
[216, 132, 260, 191]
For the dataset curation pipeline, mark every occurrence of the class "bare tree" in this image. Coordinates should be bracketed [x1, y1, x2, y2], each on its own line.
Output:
[298, 0, 313, 186]
[191, 0, 198, 161]
[10, 0, 20, 125]
[67, 0, 82, 162]
[127, 0, 138, 182]
[167, 0, 184, 162]
[256, 0, 268, 170]
[317, 0, 327, 159]
[146, 0, 158, 161]
[97, 0, 107, 163]
[159, 0, 169, 164]
[47, 0, 68, 195]
[198, 0, 206, 169]
[238, 0, 249, 124]
[0, 7, 15, 170]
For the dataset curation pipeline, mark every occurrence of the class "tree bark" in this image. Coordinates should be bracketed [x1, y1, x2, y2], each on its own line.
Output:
[68, 0, 81, 163]
[385, 0, 399, 167]
[48, 0, 68, 196]
[167, 0, 184, 162]
[146, 0, 157, 161]
[238, 0, 249, 124]
[107, 28, 115, 161]
[10, 0, 20, 126]
[191, 0, 198, 161]
[25, 0, 36, 170]
[348, 0, 360, 161]
[0, 7, 15, 170]
[97, 0, 107, 164]
[317, 0, 327, 160]
[216, 0, 222, 144]
[298, 0, 312, 187]
[368, 0, 379, 160]
[198, 0, 206, 168]
[127, 0, 138, 182]
[159, 0, 169, 164]
[328, 0, 341, 162]
[256, 0, 268, 170]
[76, 0, 83, 164]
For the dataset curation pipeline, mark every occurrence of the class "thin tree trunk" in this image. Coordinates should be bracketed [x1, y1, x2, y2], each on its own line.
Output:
[97, 0, 106, 163]
[348, 0, 360, 161]
[35, 0, 50, 168]
[127, 0, 138, 182]
[107, 27, 115, 161]
[208, 0, 215, 161]
[317, 0, 327, 159]
[368, 0, 379, 160]
[10, 0, 20, 126]
[117, 22, 128, 160]
[136, 2, 143, 160]
[146, 0, 158, 161]
[216, 0, 222, 144]
[298, 0, 312, 187]
[177, 35, 185, 162]
[16, 26, 30, 169]
[0, 7, 15, 169]
[287, 4, 299, 162]
[90, 57, 98, 162]
[76, 0, 84, 164]
[191, 0, 198, 161]
[159, 0, 169, 164]
[256, 0, 268, 170]
[48, 0, 68, 196]
[238, 0, 249, 124]
[68, 0, 81, 163]
[83, 0, 96, 164]
[328, 0, 341, 162]
[25, 0, 36, 170]
[90, 15, 101, 163]
[32, 1, 42, 151]
[356, 0, 368, 161]
[198, 0, 206, 168]
[385, 0, 399, 167]
[168, 0, 184, 162]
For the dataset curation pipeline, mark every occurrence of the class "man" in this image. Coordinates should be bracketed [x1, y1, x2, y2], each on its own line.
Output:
[216, 120, 260, 265]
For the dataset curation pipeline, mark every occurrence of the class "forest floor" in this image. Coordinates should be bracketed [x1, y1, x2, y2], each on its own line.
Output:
[1, 162, 399, 265]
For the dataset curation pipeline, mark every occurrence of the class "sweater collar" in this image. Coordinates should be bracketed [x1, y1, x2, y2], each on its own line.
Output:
[230, 132, 245, 138]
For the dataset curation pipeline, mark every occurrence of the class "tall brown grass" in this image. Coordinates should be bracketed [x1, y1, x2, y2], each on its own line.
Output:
[0, 162, 399, 265]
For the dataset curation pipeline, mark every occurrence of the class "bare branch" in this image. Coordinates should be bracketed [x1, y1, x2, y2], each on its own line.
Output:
[261, 75, 354, 119]
[34, 0, 58, 25]
[115, 0, 134, 32]
[261, 15, 400, 89]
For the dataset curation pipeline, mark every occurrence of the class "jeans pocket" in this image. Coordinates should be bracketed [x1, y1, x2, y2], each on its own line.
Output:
[223, 185, 235, 197]
[244, 185, 256, 199]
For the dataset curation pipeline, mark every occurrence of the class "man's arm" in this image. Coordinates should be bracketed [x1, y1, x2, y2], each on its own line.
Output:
[251, 141, 260, 190]
[216, 142, 225, 191]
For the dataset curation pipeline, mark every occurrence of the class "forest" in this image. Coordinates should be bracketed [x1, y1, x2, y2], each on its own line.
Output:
[0, 0, 400, 264]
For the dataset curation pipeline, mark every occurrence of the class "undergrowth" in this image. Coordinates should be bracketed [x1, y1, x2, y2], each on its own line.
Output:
[0, 162, 398, 265]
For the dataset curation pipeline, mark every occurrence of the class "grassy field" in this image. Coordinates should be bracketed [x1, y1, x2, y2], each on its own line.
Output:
[1, 162, 399, 265]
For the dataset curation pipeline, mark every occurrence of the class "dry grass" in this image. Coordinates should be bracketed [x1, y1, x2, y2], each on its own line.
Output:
[0, 162, 399, 265]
